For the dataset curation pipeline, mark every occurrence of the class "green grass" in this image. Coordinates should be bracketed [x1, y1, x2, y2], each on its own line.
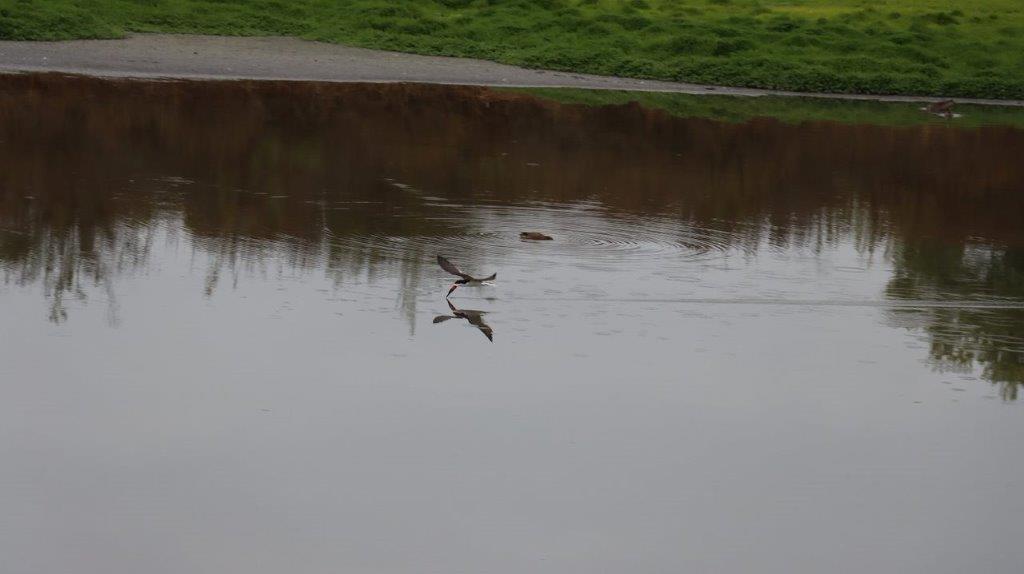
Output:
[2, 1, 1024, 99]
[508, 87, 1024, 128]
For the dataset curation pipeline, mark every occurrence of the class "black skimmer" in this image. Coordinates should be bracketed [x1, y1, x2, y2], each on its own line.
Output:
[433, 299, 494, 342]
[437, 255, 496, 298]
[520, 231, 553, 240]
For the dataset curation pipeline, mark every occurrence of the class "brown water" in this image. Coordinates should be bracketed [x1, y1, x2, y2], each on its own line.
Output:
[2, 75, 1023, 573]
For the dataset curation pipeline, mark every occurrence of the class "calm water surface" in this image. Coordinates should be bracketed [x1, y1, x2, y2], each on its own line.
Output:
[2, 75, 1023, 573]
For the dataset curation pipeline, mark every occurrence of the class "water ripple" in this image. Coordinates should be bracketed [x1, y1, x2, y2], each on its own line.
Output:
[326, 201, 741, 269]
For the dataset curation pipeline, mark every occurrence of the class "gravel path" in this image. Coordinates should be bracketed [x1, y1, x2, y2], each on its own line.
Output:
[1, 34, 1022, 106]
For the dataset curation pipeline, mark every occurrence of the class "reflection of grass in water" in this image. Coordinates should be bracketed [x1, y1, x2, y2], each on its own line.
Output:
[508, 87, 1024, 128]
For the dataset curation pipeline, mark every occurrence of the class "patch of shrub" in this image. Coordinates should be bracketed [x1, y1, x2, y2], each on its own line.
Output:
[922, 12, 959, 26]
[767, 16, 800, 33]
[712, 38, 752, 56]
[666, 33, 713, 55]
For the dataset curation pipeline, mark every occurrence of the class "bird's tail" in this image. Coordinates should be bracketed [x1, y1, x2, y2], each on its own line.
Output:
[481, 273, 496, 282]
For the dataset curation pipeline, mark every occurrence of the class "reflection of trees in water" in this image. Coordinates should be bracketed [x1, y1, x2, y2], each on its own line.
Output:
[887, 243, 1024, 399]
[922, 306, 1024, 400]
[0, 182, 160, 324]
[2, 74, 1023, 389]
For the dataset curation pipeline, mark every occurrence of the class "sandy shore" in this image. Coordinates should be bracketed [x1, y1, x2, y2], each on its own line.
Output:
[1, 34, 1022, 107]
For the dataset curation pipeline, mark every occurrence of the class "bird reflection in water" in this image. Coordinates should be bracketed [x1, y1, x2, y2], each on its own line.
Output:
[433, 299, 494, 342]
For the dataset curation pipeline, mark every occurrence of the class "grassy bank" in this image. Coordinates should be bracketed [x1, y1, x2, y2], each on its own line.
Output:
[2, 1, 1023, 99]
[510, 88, 1024, 128]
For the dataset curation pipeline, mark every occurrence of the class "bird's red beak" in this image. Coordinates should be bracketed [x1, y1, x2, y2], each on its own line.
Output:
[446, 284, 458, 297]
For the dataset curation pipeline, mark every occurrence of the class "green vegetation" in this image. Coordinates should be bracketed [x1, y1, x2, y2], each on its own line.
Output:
[509, 88, 1024, 128]
[2, 1, 1024, 99]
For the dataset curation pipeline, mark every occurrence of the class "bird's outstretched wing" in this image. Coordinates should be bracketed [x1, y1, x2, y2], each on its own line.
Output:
[437, 255, 471, 279]
[464, 313, 494, 342]
[472, 321, 494, 342]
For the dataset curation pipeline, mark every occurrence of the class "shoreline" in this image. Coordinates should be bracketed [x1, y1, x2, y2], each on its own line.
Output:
[1, 34, 1022, 107]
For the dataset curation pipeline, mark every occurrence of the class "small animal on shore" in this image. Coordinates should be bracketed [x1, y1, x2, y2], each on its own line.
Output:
[437, 255, 496, 298]
[433, 299, 494, 342]
[520, 231, 553, 241]
[924, 99, 956, 118]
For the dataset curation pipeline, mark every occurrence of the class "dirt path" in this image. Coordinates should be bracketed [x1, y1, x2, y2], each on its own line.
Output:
[1, 34, 1022, 106]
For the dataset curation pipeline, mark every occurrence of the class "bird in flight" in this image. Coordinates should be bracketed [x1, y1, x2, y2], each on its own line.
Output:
[432, 299, 494, 342]
[437, 255, 496, 298]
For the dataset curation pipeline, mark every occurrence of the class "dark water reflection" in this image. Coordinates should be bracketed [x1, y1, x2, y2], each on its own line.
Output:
[2, 74, 1022, 394]
[2, 74, 1024, 573]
